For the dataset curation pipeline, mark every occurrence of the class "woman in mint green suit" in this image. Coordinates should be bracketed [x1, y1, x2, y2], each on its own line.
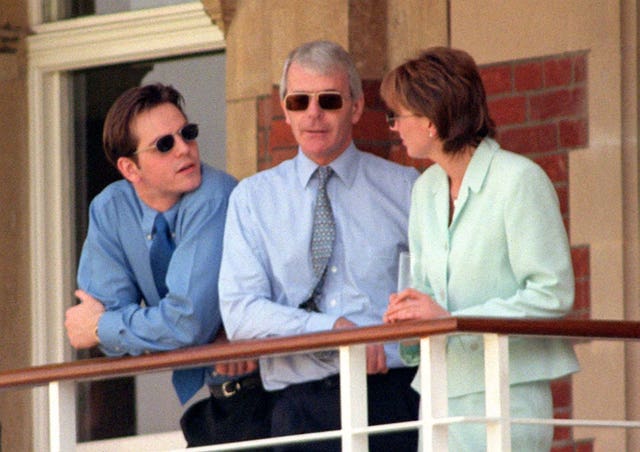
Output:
[381, 47, 579, 451]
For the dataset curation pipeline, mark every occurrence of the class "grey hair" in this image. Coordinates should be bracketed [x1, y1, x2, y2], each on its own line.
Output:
[279, 40, 363, 101]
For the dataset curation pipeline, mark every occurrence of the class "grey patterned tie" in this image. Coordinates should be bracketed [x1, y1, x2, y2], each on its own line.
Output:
[311, 166, 335, 283]
[300, 166, 336, 315]
[307, 166, 337, 361]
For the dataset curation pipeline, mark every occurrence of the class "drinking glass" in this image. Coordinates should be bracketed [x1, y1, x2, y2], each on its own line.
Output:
[397, 250, 412, 291]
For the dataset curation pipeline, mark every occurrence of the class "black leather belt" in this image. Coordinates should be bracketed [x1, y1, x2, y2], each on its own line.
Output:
[209, 374, 262, 399]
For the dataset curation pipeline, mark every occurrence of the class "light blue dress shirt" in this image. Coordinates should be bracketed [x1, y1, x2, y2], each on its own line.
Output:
[219, 144, 420, 390]
[402, 138, 579, 397]
[77, 164, 237, 403]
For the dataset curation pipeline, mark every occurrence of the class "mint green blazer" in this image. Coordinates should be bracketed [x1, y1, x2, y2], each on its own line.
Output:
[404, 138, 579, 397]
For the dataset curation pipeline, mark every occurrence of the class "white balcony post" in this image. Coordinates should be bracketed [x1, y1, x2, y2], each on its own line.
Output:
[339, 343, 369, 451]
[49, 380, 77, 452]
[484, 333, 511, 451]
[420, 335, 448, 451]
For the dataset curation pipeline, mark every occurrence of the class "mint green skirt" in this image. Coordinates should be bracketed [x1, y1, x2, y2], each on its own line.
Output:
[418, 380, 553, 451]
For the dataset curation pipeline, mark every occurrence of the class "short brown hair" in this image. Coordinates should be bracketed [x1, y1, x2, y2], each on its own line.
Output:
[380, 46, 495, 153]
[102, 83, 186, 167]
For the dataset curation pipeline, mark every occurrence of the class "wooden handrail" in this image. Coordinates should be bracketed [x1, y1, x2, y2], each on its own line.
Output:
[1, 318, 638, 391]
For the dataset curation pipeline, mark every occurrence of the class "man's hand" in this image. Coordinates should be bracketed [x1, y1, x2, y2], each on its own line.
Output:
[211, 328, 259, 376]
[65, 289, 105, 349]
[333, 317, 388, 375]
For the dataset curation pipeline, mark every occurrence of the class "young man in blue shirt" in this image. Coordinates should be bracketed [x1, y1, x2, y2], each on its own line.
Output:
[64, 83, 268, 447]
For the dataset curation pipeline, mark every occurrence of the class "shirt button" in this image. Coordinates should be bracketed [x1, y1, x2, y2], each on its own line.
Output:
[329, 299, 337, 307]
[470, 342, 479, 352]
[330, 266, 337, 273]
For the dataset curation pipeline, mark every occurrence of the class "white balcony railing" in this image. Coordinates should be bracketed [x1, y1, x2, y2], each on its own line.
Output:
[1, 318, 638, 451]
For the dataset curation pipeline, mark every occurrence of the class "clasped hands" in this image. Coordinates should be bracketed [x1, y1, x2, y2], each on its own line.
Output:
[384, 288, 450, 324]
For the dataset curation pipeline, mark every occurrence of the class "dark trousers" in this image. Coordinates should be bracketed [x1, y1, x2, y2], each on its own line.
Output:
[180, 383, 273, 451]
[270, 367, 419, 452]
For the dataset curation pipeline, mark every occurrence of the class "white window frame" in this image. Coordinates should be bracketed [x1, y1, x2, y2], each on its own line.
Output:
[26, 2, 224, 449]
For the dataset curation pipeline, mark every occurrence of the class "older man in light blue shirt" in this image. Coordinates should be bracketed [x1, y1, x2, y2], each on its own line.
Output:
[221, 144, 418, 388]
[219, 40, 420, 452]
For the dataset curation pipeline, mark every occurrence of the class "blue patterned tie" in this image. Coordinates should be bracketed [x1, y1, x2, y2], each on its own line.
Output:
[150, 213, 204, 404]
[311, 166, 335, 283]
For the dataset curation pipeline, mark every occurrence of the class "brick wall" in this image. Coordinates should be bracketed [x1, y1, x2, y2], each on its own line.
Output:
[259, 50, 591, 451]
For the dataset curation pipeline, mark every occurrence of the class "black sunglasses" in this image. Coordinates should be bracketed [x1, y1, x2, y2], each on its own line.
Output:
[284, 91, 344, 111]
[136, 123, 199, 154]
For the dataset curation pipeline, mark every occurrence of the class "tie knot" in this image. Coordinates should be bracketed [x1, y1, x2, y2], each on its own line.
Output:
[316, 166, 333, 188]
[153, 213, 170, 235]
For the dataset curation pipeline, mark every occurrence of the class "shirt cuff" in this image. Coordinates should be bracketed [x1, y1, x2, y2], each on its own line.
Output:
[304, 312, 340, 333]
[96, 310, 127, 356]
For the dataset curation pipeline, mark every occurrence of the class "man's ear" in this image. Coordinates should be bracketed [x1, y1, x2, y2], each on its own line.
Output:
[116, 156, 140, 183]
[350, 95, 365, 125]
[282, 98, 292, 126]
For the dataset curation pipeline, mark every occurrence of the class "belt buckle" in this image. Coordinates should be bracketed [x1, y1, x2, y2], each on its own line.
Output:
[221, 380, 239, 397]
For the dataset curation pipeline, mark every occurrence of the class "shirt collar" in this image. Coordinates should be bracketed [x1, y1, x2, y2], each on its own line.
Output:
[140, 196, 179, 236]
[462, 137, 498, 195]
[430, 137, 498, 197]
[295, 142, 359, 189]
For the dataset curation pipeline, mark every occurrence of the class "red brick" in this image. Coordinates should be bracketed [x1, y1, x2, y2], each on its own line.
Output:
[551, 445, 575, 452]
[575, 440, 594, 452]
[544, 57, 573, 87]
[571, 246, 590, 279]
[269, 147, 297, 167]
[569, 309, 591, 320]
[552, 410, 572, 443]
[553, 426, 572, 442]
[556, 185, 569, 217]
[480, 64, 513, 95]
[271, 86, 285, 118]
[362, 79, 385, 109]
[560, 118, 588, 149]
[530, 87, 587, 121]
[257, 96, 272, 129]
[356, 142, 390, 160]
[488, 96, 527, 126]
[498, 123, 558, 155]
[257, 154, 272, 171]
[573, 54, 588, 83]
[388, 143, 432, 170]
[268, 119, 296, 149]
[533, 153, 568, 184]
[551, 378, 573, 409]
[354, 110, 392, 141]
[257, 129, 269, 158]
[515, 61, 543, 91]
[573, 278, 590, 312]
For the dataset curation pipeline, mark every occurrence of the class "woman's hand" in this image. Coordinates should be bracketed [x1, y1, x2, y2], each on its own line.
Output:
[384, 288, 450, 323]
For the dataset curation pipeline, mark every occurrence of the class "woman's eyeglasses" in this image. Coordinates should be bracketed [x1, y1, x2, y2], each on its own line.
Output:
[284, 91, 344, 111]
[136, 123, 199, 154]
[385, 113, 417, 128]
